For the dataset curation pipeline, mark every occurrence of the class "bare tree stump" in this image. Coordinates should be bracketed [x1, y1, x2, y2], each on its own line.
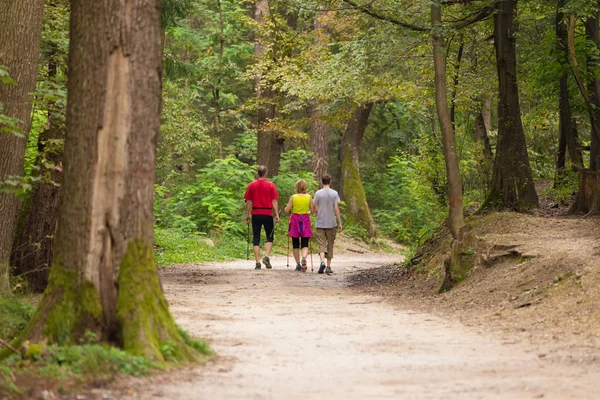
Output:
[569, 169, 600, 216]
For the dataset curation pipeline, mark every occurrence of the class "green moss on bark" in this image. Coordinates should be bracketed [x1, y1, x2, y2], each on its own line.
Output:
[14, 257, 103, 347]
[341, 147, 376, 237]
[116, 240, 196, 363]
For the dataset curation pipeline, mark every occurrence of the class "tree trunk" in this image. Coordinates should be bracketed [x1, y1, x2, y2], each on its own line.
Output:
[474, 111, 493, 161]
[18, 0, 194, 361]
[569, 170, 600, 215]
[254, 0, 283, 176]
[556, 0, 583, 177]
[311, 104, 329, 181]
[0, 0, 45, 294]
[431, 3, 464, 241]
[449, 41, 464, 128]
[310, 15, 329, 182]
[12, 46, 64, 293]
[586, 12, 600, 170]
[484, 0, 539, 211]
[482, 97, 492, 134]
[340, 103, 376, 237]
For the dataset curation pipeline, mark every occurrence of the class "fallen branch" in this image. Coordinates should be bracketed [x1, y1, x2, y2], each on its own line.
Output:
[0, 338, 19, 355]
[348, 248, 366, 254]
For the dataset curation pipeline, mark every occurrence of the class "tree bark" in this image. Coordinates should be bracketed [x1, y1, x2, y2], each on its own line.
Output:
[449, 41, 464, 128]
[18, 0, 193, 361]
[340, 103, 376, 237]
[431, 3, 464, 241]
[311, 104, 329, 181]
[12, 45, 64, 293]
[586, 12, 600, 170]
[484, 0, 539, 211]
[310, 14, 329, 182]
[0, 0, 45, 294]
[254, 0, 283, 176]
[474, 111, 493, 161]
[569, 170, 600, 215]
[556, 0, 583, 177]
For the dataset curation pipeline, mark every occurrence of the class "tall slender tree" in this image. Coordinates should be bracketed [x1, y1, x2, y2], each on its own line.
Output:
[19, 0, 194, 360]
[311, 13, 329, 181]
[12, 39, 65, 293]
[0, 0, 45, 294]
[484, 0, 539, 210]
[431, 2, 464, 240]
[555, 0, 583, 177]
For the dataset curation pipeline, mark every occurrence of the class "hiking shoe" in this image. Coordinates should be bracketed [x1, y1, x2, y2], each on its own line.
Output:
[301, 258, 307, 272]
[318, 262, 326, 274]
[325, 267, 333, 274]
[295, 263, 302, 271]
[262, 256, 272, 269]
[255, 263, 261, 270]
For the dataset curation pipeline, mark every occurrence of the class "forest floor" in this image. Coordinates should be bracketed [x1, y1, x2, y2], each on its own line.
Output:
[78, 215, 600, 400]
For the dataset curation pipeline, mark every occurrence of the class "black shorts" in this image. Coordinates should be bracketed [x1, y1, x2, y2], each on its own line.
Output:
[292, 237, 309, 249]
[252, 214, 274, 246]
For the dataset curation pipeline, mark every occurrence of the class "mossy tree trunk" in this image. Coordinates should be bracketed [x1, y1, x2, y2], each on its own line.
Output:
[19, 0, 194, 362]
[340, 103, 376, 237]
[0, 0, 45, 294]
[12, 43, 64, 293]
[431, 2, 464, 241]
[484, 0, 539, 211]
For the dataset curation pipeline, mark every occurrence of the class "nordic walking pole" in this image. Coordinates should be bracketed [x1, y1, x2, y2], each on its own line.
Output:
[309, 238, 314, 273]
[286, 235, 290, 268]
[246, 222, 250, 260]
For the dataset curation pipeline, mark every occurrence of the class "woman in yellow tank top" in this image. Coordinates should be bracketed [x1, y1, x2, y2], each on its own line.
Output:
[284, 179, 313, 272]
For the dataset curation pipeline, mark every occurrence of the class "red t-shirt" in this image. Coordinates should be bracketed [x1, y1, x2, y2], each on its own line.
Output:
[244, 178, 279, 216]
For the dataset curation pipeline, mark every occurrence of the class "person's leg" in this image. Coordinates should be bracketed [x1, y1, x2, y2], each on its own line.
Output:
[317, 229, 327, 263]
[325, 228, 337, 272]
[292, 238, 300, 263]
[252, 216, 262, 264]
[264, 215, 275, 258]
[301, 237, 309, 259]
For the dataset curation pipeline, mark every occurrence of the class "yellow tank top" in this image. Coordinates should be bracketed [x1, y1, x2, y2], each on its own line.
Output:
[292, 194, 311, 214]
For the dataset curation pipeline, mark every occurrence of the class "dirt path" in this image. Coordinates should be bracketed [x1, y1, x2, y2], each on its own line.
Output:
[118, 252, 600, 400]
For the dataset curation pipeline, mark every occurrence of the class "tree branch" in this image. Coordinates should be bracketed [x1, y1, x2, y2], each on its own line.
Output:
[340, 0, 495, 31]
[340, 0, 429, 31]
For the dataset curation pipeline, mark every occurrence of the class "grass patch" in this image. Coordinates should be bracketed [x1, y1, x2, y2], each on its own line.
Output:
[0, 295, 211, 398]
[154, 227, 246, 266]
[0, 296, 36, 342]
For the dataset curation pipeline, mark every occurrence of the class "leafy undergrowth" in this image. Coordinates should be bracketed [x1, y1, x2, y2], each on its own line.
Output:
[155, 227, 246, 266]
[0, 295, 211, 399]
[349, 211, 600, 360]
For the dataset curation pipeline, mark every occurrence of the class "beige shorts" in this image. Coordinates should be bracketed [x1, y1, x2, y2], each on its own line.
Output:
[316, 228, 337, 260]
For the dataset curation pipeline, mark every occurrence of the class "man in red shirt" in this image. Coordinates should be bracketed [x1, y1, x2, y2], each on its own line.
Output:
[244, 165, 280, 269]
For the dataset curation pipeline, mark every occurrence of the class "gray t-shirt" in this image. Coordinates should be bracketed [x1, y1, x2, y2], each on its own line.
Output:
[314, 187, 340, 229]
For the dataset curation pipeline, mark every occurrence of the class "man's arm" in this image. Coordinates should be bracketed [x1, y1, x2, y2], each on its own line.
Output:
[334, 203, 342, 231]
[246, 201, 252, 224]
[272, 199, 280, 223]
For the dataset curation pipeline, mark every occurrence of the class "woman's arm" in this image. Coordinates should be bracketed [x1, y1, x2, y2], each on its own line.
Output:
[284, 196, 293, 214]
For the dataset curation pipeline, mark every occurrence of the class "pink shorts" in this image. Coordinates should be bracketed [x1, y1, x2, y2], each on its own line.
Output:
[288, 213, 313, 238]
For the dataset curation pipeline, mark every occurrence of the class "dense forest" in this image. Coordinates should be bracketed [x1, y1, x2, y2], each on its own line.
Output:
[1, 0, 600, 396]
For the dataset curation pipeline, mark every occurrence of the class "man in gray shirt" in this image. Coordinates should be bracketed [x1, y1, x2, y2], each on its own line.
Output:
[312, 174, 343, 274]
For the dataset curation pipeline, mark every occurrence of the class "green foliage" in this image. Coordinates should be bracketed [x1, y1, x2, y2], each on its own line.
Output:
[176, 326, 211, 355]
[0, 296, 36, 341]
[154, 227, 245, 265]
[364, 154, 446, 244]
[3, 343, 156, 379]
